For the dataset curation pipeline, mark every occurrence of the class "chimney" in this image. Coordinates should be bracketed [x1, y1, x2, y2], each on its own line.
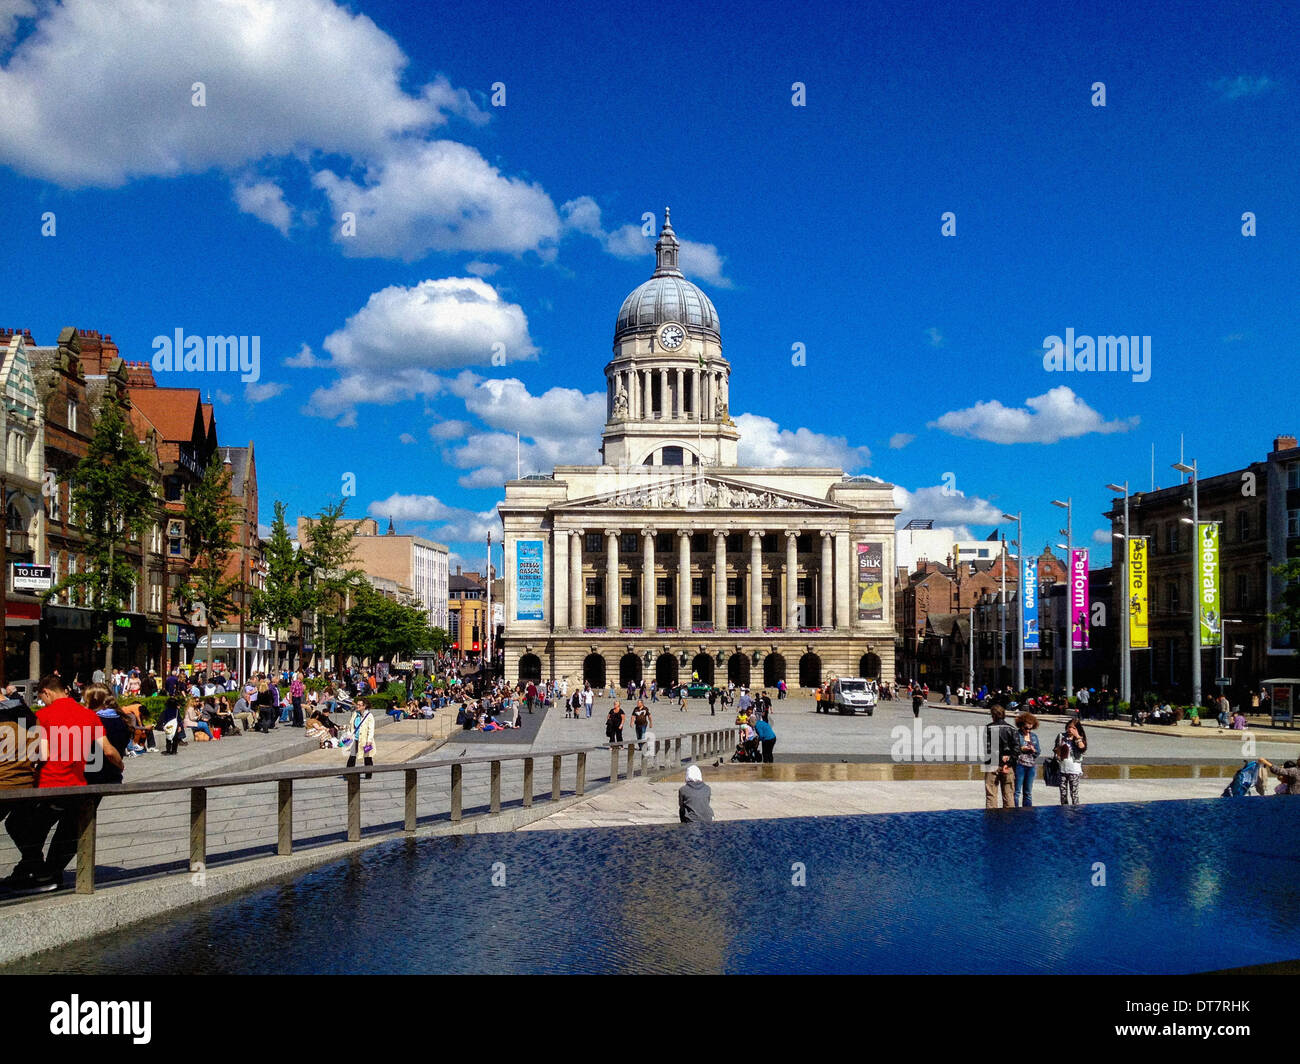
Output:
[1273, 435, 1298, 453]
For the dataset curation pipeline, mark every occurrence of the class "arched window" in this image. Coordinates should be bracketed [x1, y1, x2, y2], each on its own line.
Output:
[662, 446, 683, 466]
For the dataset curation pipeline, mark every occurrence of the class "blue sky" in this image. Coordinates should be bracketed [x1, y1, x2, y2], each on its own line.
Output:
[1, 0, 1296, 571]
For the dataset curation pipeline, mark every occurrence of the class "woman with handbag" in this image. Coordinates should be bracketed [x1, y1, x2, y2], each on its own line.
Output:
[1013, 711, 1040, 807]
[1053, 717, 1087, 806]
[345, 702, 375, 779]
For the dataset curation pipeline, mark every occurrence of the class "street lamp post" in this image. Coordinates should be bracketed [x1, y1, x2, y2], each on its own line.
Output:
[1172, 460, 1201, 708]
[1106, 482, 1131, 705]
[1051, 497, 1073, 702]
[1001, 510, 1024, 692]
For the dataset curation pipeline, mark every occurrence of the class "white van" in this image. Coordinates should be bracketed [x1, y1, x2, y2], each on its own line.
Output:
[831, 678, 876, 716]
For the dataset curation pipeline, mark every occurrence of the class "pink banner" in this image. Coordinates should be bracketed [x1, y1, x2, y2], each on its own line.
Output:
[1070, 548, 1090, 650]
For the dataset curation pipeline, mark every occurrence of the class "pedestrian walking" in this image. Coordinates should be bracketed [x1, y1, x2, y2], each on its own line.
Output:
[1054, 718, 1087, 806]
[345, 703, 375, 779]
[605, 702, 625, 745]
[632, 701, 651, 748]
[584, 685, 594, 719]
[912, 687, 924, 718]
[1013, 711, 1040, 807]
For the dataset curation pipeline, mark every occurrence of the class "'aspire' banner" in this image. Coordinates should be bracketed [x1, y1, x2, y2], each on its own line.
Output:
[1128, 536, 1149, 649]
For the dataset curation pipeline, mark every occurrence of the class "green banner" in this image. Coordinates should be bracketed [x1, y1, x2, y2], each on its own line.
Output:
[1198, 521, 1220, 647]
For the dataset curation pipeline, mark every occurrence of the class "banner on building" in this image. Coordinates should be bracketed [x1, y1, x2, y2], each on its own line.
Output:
[1022, 555, 1039, 650]
[1198, 521, 1221, 647]
[1128, 536, 1149, 649]
[1070, 548, 1090, 650]
[856, 541, 883, 621]
[515, 540, 544, 621]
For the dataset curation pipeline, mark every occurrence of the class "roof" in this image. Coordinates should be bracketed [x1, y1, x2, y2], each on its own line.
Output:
[222, 445, 253, 497]
[127, 387, 204, 444]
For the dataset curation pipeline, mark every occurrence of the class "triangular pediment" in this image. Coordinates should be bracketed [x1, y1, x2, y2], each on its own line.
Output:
[562, 473, 852, 512]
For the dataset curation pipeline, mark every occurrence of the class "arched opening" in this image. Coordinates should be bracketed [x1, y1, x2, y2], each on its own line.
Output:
[583, 653, 607, 689]
[518, 653, 542, 682]
[798, 652, 821, 688]
[859, 652, 881, 680]
[619, 652, 642, 687]
[728, 654, 751, 687]
[691, 653, 714, 686]
[763, 652, 786, 688]
[655, 653, 679, 690]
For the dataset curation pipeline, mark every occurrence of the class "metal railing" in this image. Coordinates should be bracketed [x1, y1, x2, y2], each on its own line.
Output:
[0, 726, 737, 896]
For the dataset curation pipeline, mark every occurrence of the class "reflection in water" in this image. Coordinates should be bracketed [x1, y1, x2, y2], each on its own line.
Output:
[9, 798, 1299, 975]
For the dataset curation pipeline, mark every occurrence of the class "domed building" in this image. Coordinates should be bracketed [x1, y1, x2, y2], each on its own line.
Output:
[500, 212, 899, 692]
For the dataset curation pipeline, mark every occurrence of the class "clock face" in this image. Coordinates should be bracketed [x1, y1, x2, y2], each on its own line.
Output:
[659, 323, 685, 350]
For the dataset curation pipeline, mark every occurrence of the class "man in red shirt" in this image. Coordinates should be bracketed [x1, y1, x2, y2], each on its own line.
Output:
[23, 675, 122, 892]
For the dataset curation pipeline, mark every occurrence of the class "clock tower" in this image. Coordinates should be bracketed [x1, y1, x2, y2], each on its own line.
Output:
[600, 209, 740, 468]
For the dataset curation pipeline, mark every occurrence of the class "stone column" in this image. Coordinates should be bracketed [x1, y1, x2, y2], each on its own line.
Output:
[677, 529, 691, 631]
[553, 528, 569, 631]
[657, 368, 667, 418]
[713, 530, 727, 630]
[785, 530, 799, 631]
[672, 368, 682, 420]
[749, 530, 764, 630]
[569, 530, 584, 631]
[641, 528, 655, 631]
[820, 531, 833, 629]
[834, 530, 851, 629]
[605, 529, 619, 629]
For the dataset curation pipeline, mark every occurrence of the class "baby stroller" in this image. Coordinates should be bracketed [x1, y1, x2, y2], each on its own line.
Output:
[730, 737, 763, 763]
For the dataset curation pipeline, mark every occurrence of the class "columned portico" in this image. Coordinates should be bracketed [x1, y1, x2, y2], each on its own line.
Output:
[641, 527, 655, 630]
[713, 530, 727, 630]
[605, 529, 619, 629]
[820, 532, 833, 628]
[785, 530, 799, 631]
[569, 529, 583, 630]
[677, 530, 691, 630]
[553, 526, 569, 630]
[749, 530, 763, 631]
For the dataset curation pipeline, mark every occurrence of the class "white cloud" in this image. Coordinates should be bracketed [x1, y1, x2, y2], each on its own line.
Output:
[928, 386, 1138, 444]
[562, 199, 732, 287]
[323, 278, 537, 372]
[0, 0, 457, 187]
[892, 484, 1004, 540]
[734, 413, 871, 471]
[1091, 528, 1114, 547]
[313, 139, 561, 260]
[214, 389, 233, 404]
[304, 279, 537, 424]
[465, 260, 500, 277]
[888, 432, 915, 450]
[1213, 75, 1275, 100]
[429, 419, 472, 440]
[284, 343, 321, 368]
[233, 177, 292, 234]
[925, 327, 944, 347]
[245, 381, 286, 403]
[366, 492, 499, 543]
[398, 432, 416, 445]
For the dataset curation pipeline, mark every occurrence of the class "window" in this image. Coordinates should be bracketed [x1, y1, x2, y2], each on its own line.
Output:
[762, 533, 777, 553]
[47, 482, 61, 522]
[691, 603, 708, 624]
[656, 577, 670, 598]
[692, 533, 707, 552]
[621, 577, 637, 598]
[67, 400, 78, 433]
[797, 577, 809, 597]
[662, 446, 683, 466]
[656, 604, 672, 628]
[621, 532, 638, 554]
[1237, 510, 1250, 543]
[1290, 509, 1300, 539]
[1166, 522, 1179, 554]
[586, 577, 603, 598]
[1236, 573, 1250, 609]
[1288, 462, 1300, 490]
[1168, 581, 1180, 613]
[165, 477, 182, 503]
[585, 533, 601, 554]
[691, 577, 704, 597]
[585, 604, 601, 628]
[726, 603, 745, 628]
[726, 577, 740, 597]
[621, 605, 638, 628]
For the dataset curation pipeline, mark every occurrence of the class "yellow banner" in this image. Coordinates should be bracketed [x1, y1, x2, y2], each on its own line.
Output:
[1128, 536, 1148, 649]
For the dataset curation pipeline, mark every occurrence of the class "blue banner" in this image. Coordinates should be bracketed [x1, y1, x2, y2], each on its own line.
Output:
[516, 540, 544, 621]
[1022, 555, 1039, 651]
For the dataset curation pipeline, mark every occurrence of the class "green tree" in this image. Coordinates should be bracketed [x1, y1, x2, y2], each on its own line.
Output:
[340, 585, 439, 663]
[1270, 556, 1300, 647]
[179, 457, 241, 672]
[302, 500, 365, 677]
[47, 400, 158, 673]
[251, 501, 310, 670]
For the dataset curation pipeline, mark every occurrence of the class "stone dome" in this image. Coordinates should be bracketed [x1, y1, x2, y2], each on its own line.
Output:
[613, 209, 720, 342]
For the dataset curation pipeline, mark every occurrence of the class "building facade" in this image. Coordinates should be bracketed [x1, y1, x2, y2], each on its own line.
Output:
[500, 213, 899, 691]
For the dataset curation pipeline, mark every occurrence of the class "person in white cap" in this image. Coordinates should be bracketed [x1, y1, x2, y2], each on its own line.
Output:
[678, 764, 714, 824]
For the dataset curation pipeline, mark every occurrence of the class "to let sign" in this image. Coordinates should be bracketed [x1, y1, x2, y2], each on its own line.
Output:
[11, 563, 53, 592]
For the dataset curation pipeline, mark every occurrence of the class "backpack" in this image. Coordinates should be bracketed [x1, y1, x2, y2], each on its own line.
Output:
[1222, 761, 1261, 798]
[1042, 756, 1061, 787]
